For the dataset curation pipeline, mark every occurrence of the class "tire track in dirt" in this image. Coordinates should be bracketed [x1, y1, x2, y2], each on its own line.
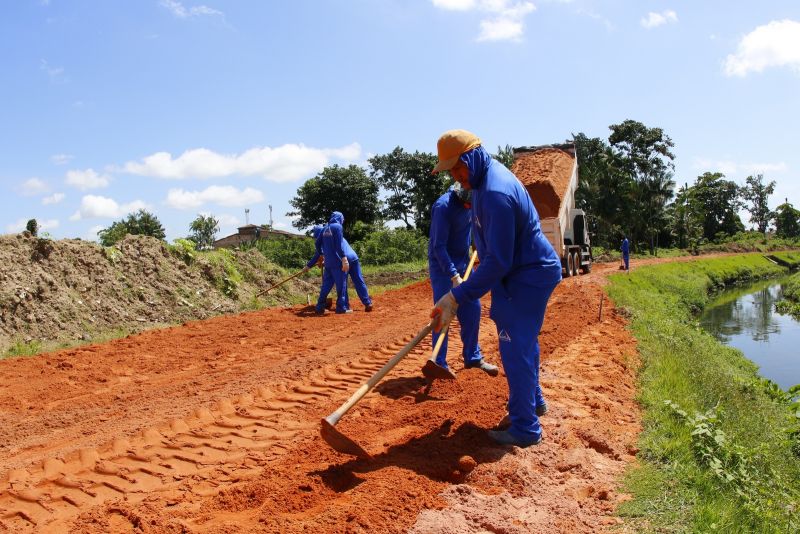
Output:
[0, 322, 452, 532]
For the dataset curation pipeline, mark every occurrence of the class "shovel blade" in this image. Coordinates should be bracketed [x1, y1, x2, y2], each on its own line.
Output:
[320, 417, 372, 460]
[421, 360, 457, 381]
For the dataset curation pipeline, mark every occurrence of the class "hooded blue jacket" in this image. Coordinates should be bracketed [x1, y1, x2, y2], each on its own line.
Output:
[321, 211, 358, 264]
[428, 190, 472, 279]
[450, 146, 561, 305]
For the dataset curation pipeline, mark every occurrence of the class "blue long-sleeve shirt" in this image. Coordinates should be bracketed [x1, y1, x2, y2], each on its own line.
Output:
[428, 190, 472, 279]
[621, 238, 629, 256]
[317, 211, 358, 267]
[451, 146, 561, 305]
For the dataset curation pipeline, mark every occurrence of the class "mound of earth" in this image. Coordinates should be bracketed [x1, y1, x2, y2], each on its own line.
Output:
[0, 233, 314, 353]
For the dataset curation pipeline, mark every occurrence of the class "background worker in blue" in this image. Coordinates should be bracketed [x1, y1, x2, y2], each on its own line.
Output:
[304, 225, 334, 315]
[621, 236, 630, 272]
[321, 212, 373, 313]
[428, 186, 496, 375]
[430, 129, 562, 448]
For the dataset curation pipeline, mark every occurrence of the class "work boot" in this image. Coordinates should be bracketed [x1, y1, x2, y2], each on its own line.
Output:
[488, 429, 542, 448]
[336, 309, 353, 314]
[465, 360, 499, 377]
[496, 403, 547, 430]
[314, 308, 325, 316]
[365, 304, 373, 312]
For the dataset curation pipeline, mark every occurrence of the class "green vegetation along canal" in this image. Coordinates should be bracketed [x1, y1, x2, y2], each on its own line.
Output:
[700, 275, 800, 390]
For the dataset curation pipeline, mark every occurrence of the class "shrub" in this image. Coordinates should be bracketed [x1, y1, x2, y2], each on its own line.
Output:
[352, 228, 428, 266]
[250, 238, 316, 270]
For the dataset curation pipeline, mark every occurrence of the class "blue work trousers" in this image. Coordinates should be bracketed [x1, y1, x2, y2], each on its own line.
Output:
[431, 275, 482, 369]
[623, 253, 630, 270]
[346, 259, 372, 307]
[490, 279, 558, 443]
[315, 267, 335, 313]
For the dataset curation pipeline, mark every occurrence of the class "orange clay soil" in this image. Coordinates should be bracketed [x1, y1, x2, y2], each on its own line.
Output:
[0, 262, 640, 533]
[512, 148, 575, 219]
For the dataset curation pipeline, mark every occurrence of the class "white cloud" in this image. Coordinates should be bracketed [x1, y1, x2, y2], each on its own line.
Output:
[51, 153, 74, 165]
[39, 59, 66, 83]
[433, 0, 476, 10]
[66, 168, 110, 190]
[165, 186, 264, 210]
[121, 142, 362, 182]
[42, 192, 65, 205]
[19, 178, 50, 196]
[214, 213, 240, 227]
[85, 224, 105, 242]
[641, 10, 678, 29]
[432, 0, 536, 42]
[5, 218, 59, 233]
[724, 20, 800, 77]
[69, 195, 147, 221]
[693, 158, 788, 177]
[160, 0, 223, 18]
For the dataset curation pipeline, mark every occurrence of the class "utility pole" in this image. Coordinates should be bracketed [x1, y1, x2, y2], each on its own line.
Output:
[245, 208, 250, 225]
[269, 205, 273, 229]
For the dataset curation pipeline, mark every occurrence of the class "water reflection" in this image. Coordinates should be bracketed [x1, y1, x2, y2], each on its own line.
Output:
[700, 276, 800, 389]
[702, 283, 785, 343]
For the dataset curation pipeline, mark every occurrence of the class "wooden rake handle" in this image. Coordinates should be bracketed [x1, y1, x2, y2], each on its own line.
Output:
[324, 322, 433, 427]
[428, 249, 478, 363]
[256, 267, 307, 297]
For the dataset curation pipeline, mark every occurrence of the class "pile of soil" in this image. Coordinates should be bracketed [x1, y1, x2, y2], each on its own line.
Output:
[0, 233, 314, 353]
[512, 148, 575, 218]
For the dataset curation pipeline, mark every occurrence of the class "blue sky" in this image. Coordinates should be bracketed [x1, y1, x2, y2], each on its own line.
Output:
[2, 0, 799, 241]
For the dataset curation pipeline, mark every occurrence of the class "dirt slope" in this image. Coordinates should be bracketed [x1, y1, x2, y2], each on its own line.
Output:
[0, 234, 314, 353]
[0, 263, 639, 533]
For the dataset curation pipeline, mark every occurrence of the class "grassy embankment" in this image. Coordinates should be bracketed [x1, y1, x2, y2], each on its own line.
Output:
[776, 269, 800, 319]
[607, 252, 800, 533]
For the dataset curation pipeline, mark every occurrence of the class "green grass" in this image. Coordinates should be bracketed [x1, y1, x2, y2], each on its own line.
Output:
[608, 253, 800, 533]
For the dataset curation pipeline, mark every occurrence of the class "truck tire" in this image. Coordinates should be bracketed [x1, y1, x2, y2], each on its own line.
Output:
[563, 255, 572, 278]
[571, 251, 579, 277]
[581, 260, 592, 274]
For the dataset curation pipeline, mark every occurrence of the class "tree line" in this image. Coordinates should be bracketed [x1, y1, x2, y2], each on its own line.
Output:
[26, 118, 797, 254]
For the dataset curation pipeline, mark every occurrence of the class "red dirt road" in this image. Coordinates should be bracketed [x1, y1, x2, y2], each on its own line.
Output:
[0, 263, 640, 533]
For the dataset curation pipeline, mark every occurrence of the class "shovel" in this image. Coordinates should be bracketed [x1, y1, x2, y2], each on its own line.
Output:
[421, 250, 478, 381]
[320, 322, 433, 459]
[255, 267, 308, 297]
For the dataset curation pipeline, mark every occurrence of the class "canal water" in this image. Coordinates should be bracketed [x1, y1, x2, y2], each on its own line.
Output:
[700, 275, 800, 390]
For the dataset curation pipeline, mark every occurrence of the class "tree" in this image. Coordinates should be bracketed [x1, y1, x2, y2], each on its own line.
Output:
[668, 183, 703, 250]
[189, 214, 220, 250]
[774, 201, 800, 238]
[573, 133, 634, 248]
[25, 219, 38, 237]
[741, 174, 776, 234]
[690, 172, 743, 241]
[608, 120, 676, 254]
[288, 164, 381, 236]
[98, 209, 166, 246]
[368, 148, 448, 236]
[493, 144, 515, 169]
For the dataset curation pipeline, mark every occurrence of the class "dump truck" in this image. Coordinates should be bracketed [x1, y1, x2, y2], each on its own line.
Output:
[511, 143, 592, 277]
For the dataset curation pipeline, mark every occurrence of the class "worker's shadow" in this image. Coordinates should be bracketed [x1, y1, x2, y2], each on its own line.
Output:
[312, 419, 506, 493]
[295, 305, 323, 317]
[375, 377, 449, 403]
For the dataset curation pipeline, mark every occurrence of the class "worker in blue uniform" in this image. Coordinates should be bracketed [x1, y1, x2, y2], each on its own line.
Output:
[428, 186, 495, 375]
[430, 129, 562, 448]
[621, 236, 630, 272]
[304, 225, 335, 315]
[320, 212, 373, 314]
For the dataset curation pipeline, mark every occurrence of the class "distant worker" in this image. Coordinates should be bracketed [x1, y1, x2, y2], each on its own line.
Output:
[621, 236, 630, 272]
[428, 185, 495, 375]
[429, 129, 562, 448]
[304, 225, 334, 315]
[321, 212, 373, 314]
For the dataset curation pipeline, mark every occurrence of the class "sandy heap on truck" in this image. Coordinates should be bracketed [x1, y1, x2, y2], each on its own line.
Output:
[511, 147, 575, 219]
